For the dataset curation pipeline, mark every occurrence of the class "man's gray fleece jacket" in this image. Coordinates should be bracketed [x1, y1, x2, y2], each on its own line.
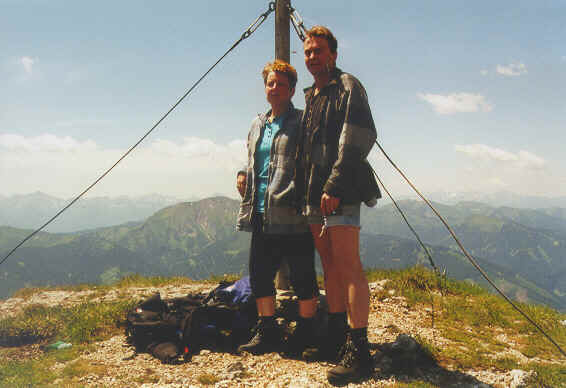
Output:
[236, 104, 308, 234]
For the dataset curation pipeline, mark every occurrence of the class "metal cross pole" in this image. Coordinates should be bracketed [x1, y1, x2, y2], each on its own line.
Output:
[274, 0, 291, 291]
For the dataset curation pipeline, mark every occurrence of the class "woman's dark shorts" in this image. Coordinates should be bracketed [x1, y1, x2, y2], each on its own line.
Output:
[249, 215, 319, 300]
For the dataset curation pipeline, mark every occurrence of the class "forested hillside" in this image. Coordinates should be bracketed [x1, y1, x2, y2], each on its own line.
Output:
[1, 197, 565, 311]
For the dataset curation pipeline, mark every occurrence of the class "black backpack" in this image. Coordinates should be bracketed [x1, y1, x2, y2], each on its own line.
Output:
[125, 292, 208, 363]
[125, 278, 257, 364]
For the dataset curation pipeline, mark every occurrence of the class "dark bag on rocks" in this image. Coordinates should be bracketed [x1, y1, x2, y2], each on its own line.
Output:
[125, 277, 257, 364]
[125, 292, 206, 363]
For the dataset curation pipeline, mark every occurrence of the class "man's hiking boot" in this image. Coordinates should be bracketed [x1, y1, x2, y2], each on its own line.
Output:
[284, 317, 315, 358]
[237, 319, 281, 355]
[326, 333, 374, 386]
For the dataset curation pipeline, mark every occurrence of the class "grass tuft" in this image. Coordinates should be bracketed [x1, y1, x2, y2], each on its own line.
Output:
[114, 274, 194, 288]
[0, 300, 135, 346]
[0, 358, 56, 387]
[61, 358, 106, 380]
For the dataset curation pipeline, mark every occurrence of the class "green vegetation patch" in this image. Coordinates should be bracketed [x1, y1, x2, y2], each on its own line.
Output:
[61, 358, 107, 380]
[0, 358, 57, 387]
[0, 296, 133, 387]
[113, 273, 194, 288]
[0, 300, 134, 346]
[365, 266, 566, 382]
[524, 362, 566, 388]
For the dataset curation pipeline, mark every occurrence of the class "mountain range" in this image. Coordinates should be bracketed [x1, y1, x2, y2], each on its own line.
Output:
[0, 192, 186, 233]
[1, 196, 565, 311]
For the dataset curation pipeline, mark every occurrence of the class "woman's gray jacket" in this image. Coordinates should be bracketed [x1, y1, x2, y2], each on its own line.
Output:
[236, 104, 308, 234]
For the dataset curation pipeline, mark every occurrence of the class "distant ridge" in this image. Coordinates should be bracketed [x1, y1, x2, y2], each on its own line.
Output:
[0, 191, 183, 232]
[1, 196, 565, 311]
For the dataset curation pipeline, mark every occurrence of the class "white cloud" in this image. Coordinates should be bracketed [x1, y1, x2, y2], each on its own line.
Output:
[20, 56, 36, 75]
[0, 134, 247, 198]
[454, 144, 546, 169]
[496, 62, 527, 76]
[417, 93, 493, 115]
[0, 134, 97, 153]
[448, 144, 560, 196]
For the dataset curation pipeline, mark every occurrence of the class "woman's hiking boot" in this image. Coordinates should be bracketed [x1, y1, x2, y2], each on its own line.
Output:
[284, 317, 315, 358]
[302, 312, 347, 362]
[326, 329, 374, 386]
[237, 317, 281, 355]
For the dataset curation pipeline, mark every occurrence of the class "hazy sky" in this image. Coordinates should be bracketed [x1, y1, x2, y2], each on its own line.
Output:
[1, 1, 565, 200]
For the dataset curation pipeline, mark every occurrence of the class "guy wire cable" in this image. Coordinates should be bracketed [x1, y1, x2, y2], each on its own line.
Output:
[370, 165, 440, 274]
[369, 165, 444, 333]
[374, 139, 566, 357]
[0, 2, 276, 268]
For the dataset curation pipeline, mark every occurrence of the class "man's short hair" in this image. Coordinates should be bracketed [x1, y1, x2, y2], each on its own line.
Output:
[262, 59, 298, 89]
[306, 26, 338, 53]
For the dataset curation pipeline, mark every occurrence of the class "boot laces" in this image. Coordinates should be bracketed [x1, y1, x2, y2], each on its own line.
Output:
[338, 339, 357, 368]
[247, 322, 265, 344]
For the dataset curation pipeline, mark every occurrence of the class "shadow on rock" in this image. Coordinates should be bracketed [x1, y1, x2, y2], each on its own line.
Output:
[373, 334, 493, 388]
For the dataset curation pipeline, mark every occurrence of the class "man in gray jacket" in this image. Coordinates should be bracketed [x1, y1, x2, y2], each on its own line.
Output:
[301, 26, 379, 385]
[236, 60, 318, 355]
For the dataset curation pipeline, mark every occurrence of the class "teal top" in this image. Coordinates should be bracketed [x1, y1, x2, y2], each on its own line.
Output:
[254, 113, 285, 213]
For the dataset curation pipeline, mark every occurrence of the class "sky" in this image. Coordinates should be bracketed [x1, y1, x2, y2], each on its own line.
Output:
[1, 0, 565, 201]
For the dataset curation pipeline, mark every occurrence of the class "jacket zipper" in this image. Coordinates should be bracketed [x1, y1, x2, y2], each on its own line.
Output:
[262, 111, 289, 231]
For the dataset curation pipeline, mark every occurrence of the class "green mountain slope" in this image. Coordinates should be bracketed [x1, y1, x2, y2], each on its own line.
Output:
[0, 197, 244, 297]
[359, 233, 563, 309]
[362, 200, 566, 304]
[1, 197, 565, 311]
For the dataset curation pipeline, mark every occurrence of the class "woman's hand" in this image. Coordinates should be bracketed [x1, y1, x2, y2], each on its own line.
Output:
[237, 173, 247, 198]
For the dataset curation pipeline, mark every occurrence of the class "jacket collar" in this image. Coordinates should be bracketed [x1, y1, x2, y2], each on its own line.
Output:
[303, 67, 343, 97]
[259, 102, 295, 127]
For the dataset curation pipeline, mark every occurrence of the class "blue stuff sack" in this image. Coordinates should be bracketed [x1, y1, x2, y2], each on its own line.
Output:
[210, 276, 253, 307]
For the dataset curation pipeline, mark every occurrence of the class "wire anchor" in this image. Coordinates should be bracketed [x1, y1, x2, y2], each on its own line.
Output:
[287, 3, 308, 41]
[242, 2, 276, 40]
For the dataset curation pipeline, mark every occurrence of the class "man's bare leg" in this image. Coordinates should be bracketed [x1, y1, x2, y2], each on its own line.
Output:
[303, 224, 349, 362]
[326, 225, 373, 385]
[327, 226, 369, 328]
[310, 224, 346, 313]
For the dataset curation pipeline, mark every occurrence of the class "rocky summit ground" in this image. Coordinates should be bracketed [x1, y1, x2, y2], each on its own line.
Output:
[0, 281, 547, 387]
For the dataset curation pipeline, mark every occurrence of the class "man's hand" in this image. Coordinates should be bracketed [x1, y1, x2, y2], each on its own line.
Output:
[320, 192, 340, 216]
[236, 173, 247, 198]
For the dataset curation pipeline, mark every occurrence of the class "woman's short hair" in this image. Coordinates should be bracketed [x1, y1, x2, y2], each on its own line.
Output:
[306, 26, 338, 53]
[262, 59, 298, 89]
